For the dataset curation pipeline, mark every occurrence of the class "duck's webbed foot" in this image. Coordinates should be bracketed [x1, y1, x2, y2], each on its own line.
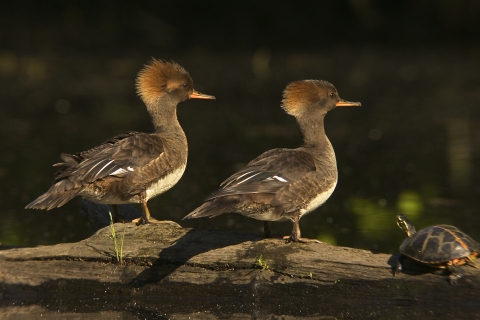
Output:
[284, 216, 321, 243]
[133, 216, 163, 225]
[134, 201, 162, 226]
[283, 235, 321, 244]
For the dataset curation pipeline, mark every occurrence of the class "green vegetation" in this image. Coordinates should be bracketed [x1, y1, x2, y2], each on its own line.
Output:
[255, 254, 270, 270]
[254, 254, 315, 279]
[108, 212, 126, 265]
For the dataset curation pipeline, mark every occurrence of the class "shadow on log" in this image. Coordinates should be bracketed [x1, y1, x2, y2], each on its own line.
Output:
[1, 202, 480, 318]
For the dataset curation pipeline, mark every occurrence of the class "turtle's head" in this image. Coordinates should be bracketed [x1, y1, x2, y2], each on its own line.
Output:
[396, 214, 416, 237]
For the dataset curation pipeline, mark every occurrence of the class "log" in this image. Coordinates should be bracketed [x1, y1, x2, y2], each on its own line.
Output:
[1, 203, 479, 318]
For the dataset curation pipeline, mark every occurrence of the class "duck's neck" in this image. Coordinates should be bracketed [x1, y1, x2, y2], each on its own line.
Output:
[146, 96, 184, 135]
[297, 114, 329, 150]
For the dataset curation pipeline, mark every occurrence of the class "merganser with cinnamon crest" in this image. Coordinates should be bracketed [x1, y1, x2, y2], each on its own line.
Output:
[26, 59, 215, 225]
[183, 80, 359, 242]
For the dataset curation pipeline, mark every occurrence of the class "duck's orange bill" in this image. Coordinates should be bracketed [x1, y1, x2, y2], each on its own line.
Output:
[336, 100, 361, 107]
[190, 90, 216, 100]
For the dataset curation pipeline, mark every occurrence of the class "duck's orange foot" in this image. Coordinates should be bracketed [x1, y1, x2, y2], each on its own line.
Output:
[282, 235, 322, 244]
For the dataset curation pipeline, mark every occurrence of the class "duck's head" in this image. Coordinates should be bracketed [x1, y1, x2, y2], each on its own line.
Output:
[281, 80, 360, 118]
[136, 59, 215, 106]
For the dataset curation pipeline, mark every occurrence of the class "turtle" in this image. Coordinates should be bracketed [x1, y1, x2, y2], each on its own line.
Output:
[395, 214, 479, 284]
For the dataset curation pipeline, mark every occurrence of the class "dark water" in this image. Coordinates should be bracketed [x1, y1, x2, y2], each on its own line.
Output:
[2, 46, 480, 255]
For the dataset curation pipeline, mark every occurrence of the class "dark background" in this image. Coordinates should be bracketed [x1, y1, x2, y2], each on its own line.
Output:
[1, 0, 480, 253]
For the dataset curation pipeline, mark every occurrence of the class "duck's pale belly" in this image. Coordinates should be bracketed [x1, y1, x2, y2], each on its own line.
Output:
[299, 180, 337, 217]
[239, 180, 337, 222]
[81, 164, 186, 204]
[243, 211, 290, 222]
[145, 164, 186, 200]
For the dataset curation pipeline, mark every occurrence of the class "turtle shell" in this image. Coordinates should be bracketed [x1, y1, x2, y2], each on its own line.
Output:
[399, 224, 480, 265]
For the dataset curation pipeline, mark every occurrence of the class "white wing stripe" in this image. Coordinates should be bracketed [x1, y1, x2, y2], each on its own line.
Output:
[233, 170, 256, 182]
[237, 171, 262, 185]
[110, 165, 135, 177]
[273, 175, 288, 182]
[83, 159, 104, 176]
[110, 168, 128, 176]
[93, 160, 114, 179]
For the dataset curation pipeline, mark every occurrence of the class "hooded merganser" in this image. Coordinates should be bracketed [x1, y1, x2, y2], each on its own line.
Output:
[25, 59, 215, 225]
[183, 80, 360, 242]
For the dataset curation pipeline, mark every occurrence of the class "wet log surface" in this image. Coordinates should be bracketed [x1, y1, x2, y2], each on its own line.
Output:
[1, 204, 480, 319]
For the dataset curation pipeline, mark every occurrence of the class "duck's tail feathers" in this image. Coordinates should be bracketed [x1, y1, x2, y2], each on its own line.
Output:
[25, 187, 81, 210]
[182, 199, 238, 220]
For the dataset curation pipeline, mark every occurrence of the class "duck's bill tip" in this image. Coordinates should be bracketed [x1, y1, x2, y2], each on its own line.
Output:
[190, 91, 216, 100]
[336, 100, 361, 107]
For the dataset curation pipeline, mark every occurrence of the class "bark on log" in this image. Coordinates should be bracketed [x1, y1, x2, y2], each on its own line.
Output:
[1, 203, 479, 318]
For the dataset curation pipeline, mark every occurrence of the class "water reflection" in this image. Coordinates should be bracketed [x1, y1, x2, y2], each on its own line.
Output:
[447, 118, 472, 194]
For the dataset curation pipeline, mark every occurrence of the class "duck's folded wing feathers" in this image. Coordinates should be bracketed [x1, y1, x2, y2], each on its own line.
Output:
[64, 132, 165, 184]
[51, 132, 139, 183]
[206, 149, 317, 200]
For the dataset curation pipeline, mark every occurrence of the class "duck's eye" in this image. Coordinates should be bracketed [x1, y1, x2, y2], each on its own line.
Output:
[182, 83, 188, 88]
[329, 92, 334, 97]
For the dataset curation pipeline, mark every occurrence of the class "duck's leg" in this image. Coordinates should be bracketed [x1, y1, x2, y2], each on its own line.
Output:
[264, 221, 282, 238]
[283, 214, 321, 243]
[134, 193, 161, 225]
[112, 204, 128, 223]
[136, 200, 163, 225]
[112, 204, 120, 222]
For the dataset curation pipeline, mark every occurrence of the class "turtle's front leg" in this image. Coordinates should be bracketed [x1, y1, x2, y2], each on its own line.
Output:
[394, 254, 405, 276]
[447, 264, 464, 285]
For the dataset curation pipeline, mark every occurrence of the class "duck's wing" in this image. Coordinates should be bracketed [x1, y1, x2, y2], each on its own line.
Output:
[52, 131, 138, 182]
[25, 132, 167, 210]
[54, 132, 165, 186]
[205, 149, 317, 200]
